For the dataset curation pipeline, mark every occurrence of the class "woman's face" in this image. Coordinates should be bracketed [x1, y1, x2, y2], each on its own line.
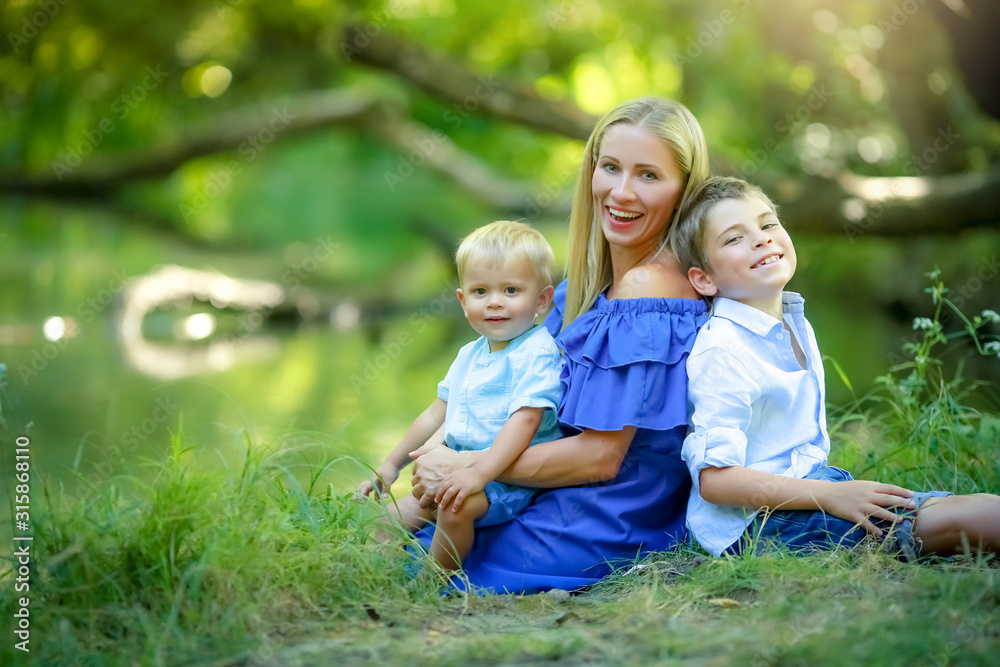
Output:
[591, 123, 684, 254]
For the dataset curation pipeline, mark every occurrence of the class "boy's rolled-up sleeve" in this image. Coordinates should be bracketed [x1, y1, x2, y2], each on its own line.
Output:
[683, 346, 761, 476]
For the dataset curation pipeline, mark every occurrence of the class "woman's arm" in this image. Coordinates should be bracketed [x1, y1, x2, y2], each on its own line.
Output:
[411, 426, 636, 506]
[495, 426, 636, 487]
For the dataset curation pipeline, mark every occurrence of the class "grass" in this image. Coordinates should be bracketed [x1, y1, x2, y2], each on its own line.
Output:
[2, 273, 999, 666]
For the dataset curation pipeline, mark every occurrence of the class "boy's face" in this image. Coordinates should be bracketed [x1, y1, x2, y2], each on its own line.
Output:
[457, 257, 554, 352]
[687, 195, 796, 311]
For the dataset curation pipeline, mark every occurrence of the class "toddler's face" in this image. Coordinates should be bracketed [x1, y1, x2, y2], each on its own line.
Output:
[690, 195, 796, 308]
[458, 258, 552, 352]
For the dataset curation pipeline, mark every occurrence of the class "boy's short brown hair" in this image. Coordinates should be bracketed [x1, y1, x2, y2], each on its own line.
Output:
[673, 176, 779, 274]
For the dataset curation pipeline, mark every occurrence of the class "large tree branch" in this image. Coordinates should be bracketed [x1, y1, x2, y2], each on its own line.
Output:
[0, 87, 569, 222]
[343, 24, 596, 141]
[0, 89, 381, 198]
[767, 167, 1000, 238]
[365, 111, 1000, 236]
[343, 26, 1000, 235]
[358, 107, 572, 216]
[1, 58, 996, 237]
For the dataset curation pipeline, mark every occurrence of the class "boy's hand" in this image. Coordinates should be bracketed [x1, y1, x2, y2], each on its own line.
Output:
[818, 480, 915, 537]
[353, 464, 400, 500]
[436, 468, 489, 512]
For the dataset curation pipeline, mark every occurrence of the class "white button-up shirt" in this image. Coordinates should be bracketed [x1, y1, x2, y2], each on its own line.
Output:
[683, 294, 830, 556]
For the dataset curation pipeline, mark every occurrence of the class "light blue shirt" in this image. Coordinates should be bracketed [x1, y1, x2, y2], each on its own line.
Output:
[683, 294, 830, 556]
[438, 324, 564, 454]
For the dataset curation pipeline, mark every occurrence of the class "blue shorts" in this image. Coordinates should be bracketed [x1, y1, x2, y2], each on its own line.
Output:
[724, 466, 953, 561]
[476, 480, 537, 527]
[447, 444, 537, 527]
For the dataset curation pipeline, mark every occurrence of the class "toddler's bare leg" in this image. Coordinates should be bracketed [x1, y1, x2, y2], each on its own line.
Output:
[912, 493, 1000, 556]
[374, 495, 434, 543]
[431, 492, 489, 570]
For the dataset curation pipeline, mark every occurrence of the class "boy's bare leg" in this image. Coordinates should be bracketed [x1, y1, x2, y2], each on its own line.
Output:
[374, 495, 435, 543]
[912, 493, 1000, 556]
[431, 492, 490, 570]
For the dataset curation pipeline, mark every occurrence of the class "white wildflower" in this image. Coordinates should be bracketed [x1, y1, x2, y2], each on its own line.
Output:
[981, 310, 1000, 324]
[912, 317, 934, 330]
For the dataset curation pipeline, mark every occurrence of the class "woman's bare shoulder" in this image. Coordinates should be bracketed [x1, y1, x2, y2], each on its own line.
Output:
[617, 260, 700, 300]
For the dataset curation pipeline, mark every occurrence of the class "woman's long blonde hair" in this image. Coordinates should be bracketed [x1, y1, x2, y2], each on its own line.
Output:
[562, 97, 710, 327]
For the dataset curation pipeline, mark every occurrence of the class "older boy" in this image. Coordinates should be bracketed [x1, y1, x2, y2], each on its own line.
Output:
[673, 176, 1000, 559]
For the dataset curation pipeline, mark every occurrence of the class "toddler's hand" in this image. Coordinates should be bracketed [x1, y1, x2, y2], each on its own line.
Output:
[819, 480, 915, 537]
[436, 468, 488, 512]
[353, 465, 399, 501]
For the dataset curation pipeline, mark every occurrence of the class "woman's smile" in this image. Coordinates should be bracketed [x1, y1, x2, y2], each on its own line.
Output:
[592, 124, 684, 256]
[607, 206, 643, 225]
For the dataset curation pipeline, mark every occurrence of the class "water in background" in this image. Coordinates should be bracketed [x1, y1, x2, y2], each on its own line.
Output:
[2, 206, 998, 514]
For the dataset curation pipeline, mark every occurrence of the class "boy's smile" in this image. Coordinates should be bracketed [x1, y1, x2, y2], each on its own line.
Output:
[687, 195, 797, 319]
[752, 253, 783, 268]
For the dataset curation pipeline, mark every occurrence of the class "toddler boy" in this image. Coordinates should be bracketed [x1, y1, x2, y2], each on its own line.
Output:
[356, 220, 564, 569]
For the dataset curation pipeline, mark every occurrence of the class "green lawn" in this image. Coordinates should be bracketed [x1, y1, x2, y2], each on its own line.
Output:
[4, 278, 999, 666]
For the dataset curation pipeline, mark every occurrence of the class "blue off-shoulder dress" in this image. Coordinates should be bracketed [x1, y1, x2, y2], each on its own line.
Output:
[414, 281, 706, 593]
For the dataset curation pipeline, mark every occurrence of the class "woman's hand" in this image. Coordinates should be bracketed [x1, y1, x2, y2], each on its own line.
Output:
[410, 444, 474, 509]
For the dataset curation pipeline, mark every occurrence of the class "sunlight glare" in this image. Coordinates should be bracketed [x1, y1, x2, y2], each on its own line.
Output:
[182, 313, 217, 340]
[43, 317, 66, 342]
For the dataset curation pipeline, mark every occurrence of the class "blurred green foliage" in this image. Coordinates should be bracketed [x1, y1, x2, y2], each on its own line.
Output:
[1, 0, 998, 500]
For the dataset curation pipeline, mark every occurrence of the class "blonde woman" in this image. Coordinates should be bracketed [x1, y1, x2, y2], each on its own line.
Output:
[411, 98, 710, 592]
